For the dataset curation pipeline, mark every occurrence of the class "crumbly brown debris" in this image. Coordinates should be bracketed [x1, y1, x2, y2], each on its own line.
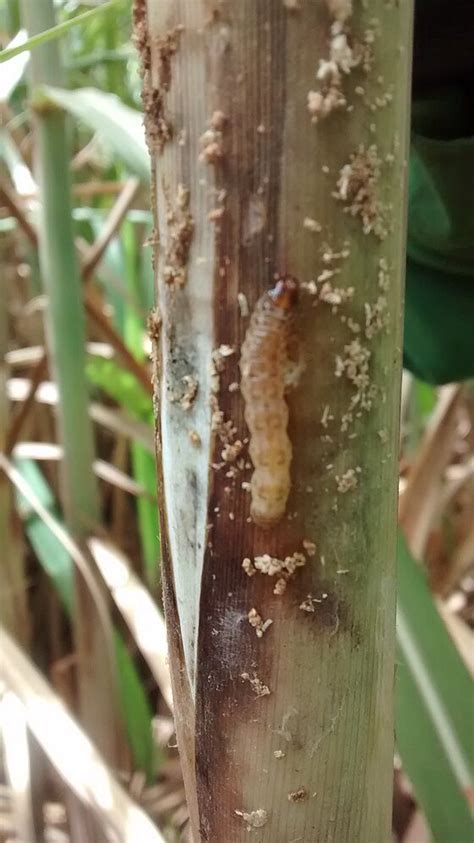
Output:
[273, 577, 287, 596]
[319, 281, 354, 308]
[303, 216, 322, 233]
[254, 552, 306, 576]
[210, 110, 227, 131]
[242, 557, 257, 577]
[170, 375, 199, 410]
[136, 22, 184, 153]
[334, 145, 389, 239]
[188, 430, 201, 446]
[364, 295, 388, 339]
[248, 608, 273, 638]
[288, 787, 308, 802]
[242, 551, 306, 595]
[216, 344, 235, 359]
[307, 0, 359, 123]
[221, 440, 243, 463]
[156, 24, 184, 90]
[199, 113, 227, 164]
[147, 306, 162, 341]
[299, 592, 328, 613]
[163, 184, 194, 286]
[210, 345, 235, 397]
[327, 0, 352, 20]
[321, 405, 334, 428]
[208, 207, 225, 222]
[240, 672, 271, 697]
[238, 291, 249, 318]
[235, 808, 269, 829]
[378, 257, 391, 291]
[335, 338, 374, 430]
[335, 467, 360, 493]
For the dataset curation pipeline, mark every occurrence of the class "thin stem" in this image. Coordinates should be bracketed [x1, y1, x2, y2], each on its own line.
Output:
[20, 0, 99, 533]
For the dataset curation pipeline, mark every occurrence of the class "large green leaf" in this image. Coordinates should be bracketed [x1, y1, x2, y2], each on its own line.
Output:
[396, 533, 473, 841]
[404, 88, 474, 384]
[40, 85, 149, 181]
[14, 458, 155, 778]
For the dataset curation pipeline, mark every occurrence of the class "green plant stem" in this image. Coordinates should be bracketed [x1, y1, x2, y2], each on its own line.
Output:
[20, 0, 99, 532]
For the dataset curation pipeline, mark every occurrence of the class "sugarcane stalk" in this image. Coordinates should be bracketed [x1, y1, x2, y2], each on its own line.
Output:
[139, 0, 413, 839]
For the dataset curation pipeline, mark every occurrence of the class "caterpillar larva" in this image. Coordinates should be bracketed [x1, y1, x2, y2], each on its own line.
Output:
[240, 276, 299, 527]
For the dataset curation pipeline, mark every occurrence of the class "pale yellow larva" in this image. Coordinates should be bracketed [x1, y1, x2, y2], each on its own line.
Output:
[240, 276, 298, 527]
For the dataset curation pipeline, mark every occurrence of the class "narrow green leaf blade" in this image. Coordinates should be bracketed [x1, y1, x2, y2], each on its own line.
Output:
[114, 633, 157, 778]
[396, 533, 473, 842]
[0, 1, 123, 64]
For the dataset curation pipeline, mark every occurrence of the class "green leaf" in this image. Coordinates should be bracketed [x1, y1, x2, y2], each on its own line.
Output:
[121, 219, 160, 585]
[0, 0, 123, 64]
[131, 443, 160, 587]
[114, 633, 158, 778]
[413, 380, 437, 420]
[40, 85, 149, 182]
[396, 533, 474, 842]
[13, 458, 155, 779]
[86, 357, 153, 422]
[404, 88, 474, 384]
[15, 457, 73, 614]
[404, 378, 438, 455]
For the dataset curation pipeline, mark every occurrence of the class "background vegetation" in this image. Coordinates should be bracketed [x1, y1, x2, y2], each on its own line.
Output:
[0, 1, 472, 841]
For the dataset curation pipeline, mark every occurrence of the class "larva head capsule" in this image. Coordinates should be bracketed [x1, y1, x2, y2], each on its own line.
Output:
[268, 275, 298, 311]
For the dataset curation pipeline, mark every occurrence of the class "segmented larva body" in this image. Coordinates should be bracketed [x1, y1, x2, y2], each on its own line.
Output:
[240, 277, 298, 527]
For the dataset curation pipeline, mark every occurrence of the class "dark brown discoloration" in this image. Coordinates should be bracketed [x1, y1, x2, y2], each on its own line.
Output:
[193, 5, 295, 833]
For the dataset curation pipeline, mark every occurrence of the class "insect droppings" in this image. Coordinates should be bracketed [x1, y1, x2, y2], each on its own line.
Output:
[240, 277, 299, 527]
